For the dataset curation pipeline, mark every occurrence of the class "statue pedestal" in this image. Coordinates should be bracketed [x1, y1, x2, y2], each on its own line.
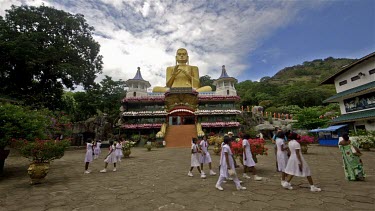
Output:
[165, 88, 198, 111]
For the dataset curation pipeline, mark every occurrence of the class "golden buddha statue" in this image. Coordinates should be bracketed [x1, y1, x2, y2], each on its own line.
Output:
[153, 48, 212, 93]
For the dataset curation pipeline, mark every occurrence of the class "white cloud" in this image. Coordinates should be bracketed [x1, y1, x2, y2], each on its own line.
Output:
[0, 0, 327, 89]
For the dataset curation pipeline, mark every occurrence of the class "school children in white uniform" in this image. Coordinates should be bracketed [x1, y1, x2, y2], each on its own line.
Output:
[199, 135, 216, 176]
[100, 140, 117, 173]
[188, 138, 206, 178]
[84, 138, 94, 174]
[242, 134, 262, 181]
[283, 133, 321, 192]
[215, 137, 246, 191]
[115, 141, 123, 162]
[94, 140, 101, 159]
[276, 131, 289, 185]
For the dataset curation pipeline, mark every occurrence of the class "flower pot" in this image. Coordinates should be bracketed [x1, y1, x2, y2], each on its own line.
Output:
[28, 162, 50, 185]
[361, 143, 371, 151]
[301, 144, 308, 154]
[0, 149, 10, 174]
[123, 148, 131, 157]
[213, 145, 221, 155]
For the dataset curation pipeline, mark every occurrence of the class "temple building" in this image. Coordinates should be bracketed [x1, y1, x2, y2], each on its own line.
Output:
[120, 54, 241, 147]
[321, 51, 375, 131]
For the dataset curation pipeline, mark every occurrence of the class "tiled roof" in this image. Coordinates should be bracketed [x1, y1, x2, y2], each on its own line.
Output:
[323, 81, 375, 103]
[331, 109, 375, 123]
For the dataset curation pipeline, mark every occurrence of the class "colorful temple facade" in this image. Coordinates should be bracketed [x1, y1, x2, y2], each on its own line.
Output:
[120, 64, 241, 147]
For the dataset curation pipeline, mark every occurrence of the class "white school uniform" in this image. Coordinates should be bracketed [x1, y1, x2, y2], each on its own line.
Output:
[242, 139, 256, 167]
[94, 142, 101, 156]
[276, 138, 288, 172]
[199, 140, 212, 164]
[104, 145, 117, 164]
[115, 143, 123, 159]
[191, 143, 200, 167]
[216, 144, 241, 188]
[84, 143, 93, 163]
[284, 140, 311, 177]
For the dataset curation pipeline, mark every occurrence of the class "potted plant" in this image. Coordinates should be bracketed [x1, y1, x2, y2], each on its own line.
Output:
[350, 130, 375, 151]
[12, 138, 70, 184]
[297, 135, 315, 154]
[0, 103, 53, 174]
[122, 140, 136, 157]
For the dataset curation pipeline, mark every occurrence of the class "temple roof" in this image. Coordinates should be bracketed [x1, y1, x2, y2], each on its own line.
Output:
[218, 65, 230, 78]
[126, 67, 151, 87]
[214, 65, 237, 83]
[133, 67, 146, 80]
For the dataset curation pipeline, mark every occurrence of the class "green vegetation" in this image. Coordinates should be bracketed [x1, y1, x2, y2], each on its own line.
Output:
[0, 5, 103, 110]
[236, 57, 355, 109]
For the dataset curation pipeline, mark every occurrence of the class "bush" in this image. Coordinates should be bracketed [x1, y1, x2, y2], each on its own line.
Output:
[12, 139, 70, 163]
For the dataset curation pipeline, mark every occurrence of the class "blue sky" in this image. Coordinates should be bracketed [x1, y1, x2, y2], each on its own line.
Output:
[243, 0, 375, 81]
[0, 0, 374, 89]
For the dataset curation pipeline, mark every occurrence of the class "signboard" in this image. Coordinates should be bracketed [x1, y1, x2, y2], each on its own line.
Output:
[344, 92, 375, 112]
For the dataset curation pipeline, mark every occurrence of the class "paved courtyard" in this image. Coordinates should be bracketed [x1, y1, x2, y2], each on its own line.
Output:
[0, 143, 374, 211]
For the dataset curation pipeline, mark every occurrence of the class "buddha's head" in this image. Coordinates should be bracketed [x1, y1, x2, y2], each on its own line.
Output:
[176, 48, 189, 64]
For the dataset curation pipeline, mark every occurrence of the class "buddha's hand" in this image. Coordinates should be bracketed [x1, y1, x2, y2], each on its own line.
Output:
[172, 65, 182, 76]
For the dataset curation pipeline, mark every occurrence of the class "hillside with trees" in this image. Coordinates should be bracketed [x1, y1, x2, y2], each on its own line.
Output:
[235, 57, 356, 110]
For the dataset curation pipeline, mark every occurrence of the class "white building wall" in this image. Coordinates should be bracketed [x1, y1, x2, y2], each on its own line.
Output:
[334, 57, 375, 93]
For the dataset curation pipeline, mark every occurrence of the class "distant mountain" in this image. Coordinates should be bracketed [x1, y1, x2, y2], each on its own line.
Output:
[267, 57, 356, 85]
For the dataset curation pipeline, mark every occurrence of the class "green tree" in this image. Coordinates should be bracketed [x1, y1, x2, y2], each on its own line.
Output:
[70, 76, 126, 122]
[199, 75, 216, 91]
[293, 107, 328, 130]
[0, 5, 103, 109]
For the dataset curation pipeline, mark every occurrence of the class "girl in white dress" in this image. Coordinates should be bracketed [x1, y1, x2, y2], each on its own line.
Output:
[100, 140, 117, 173]
[84, 138, 94, 174]
[188, 138, 206, 178]
[94, 140, 101, 159]
[115, 141, 123, 162]
[199, 135, 216, 176]
[283, 132, 321, 192]
[242, 134, 262, 181]
[276, 131, 289, 185]
[215, 136, 246, 191]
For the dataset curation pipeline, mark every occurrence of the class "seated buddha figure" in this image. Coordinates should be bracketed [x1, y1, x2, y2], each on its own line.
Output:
[153, 48, 212, 93]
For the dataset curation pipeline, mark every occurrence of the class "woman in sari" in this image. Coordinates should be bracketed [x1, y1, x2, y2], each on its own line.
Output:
[339, 133, 365, 181]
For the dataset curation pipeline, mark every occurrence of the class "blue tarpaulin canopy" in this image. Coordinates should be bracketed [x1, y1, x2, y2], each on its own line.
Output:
[310, 124, 347, 133]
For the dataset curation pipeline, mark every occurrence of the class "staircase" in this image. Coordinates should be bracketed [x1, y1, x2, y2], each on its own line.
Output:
[165, 125, 197, 148]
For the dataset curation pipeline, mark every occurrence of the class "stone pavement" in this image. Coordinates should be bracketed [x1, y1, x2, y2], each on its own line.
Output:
[0, 144, 374, 211]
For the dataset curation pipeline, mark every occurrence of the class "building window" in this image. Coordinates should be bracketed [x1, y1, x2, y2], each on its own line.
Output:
[133, 92, 136, 97]
[351, 75, 360, 81]
[339, 80, 347, 86]
[227, 90, 229, 95]
[369, 68, 375, 75]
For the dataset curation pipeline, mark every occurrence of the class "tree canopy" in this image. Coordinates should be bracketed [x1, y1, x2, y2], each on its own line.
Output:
[0, 5, 103, 109]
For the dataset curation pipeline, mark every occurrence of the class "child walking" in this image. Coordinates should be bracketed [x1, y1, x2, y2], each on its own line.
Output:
[115, 140, 123, 162]
[199, 135, 216, 176]
[282, 132, 321, 192]
[94, 140, 101, 159]
[242, 134, 262, 181]
[100, 140, 117, 173]
[276, 131, 289, 185]
[84, 138, 94, 174]
[215, 136, 246, 191]
[188, 138, 206, 178]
